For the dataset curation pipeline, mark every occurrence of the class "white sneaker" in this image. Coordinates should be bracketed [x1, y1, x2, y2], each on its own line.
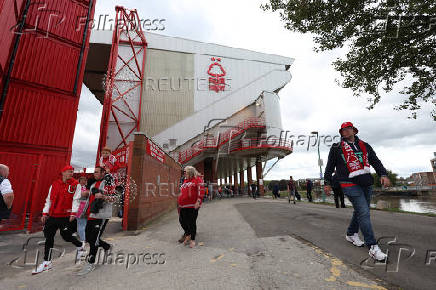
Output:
[76, 262, 95, 276]
[32, 260, 52, 275]
[369, 245, 387, 262]
[346, 233, 364, 247]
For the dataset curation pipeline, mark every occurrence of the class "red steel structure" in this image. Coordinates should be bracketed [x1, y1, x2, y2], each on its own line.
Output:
[0, 0, 96, 232]
[177, 117, 293, 164]
[97, 6, 147, 156]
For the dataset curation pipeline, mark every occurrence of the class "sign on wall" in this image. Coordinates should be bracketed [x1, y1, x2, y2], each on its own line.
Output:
[207, 57, 227, 93]
[146, 139, 165, 163]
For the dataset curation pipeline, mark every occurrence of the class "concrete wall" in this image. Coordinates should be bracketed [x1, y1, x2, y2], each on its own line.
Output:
[263, 91, 283, 139]
[140, 49, 194, 137]
[127, 133, 182, 230]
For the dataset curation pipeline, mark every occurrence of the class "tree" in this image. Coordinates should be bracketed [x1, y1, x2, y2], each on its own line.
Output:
[372, 169, 398, 187]
[261, 1, 436, 120]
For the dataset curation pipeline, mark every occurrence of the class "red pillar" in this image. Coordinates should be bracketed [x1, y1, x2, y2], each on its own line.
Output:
[239, 170, 245, 194]
[247, 166, 253, 194]
[233, 172, 238, 193]
[256, 160, 264, 196]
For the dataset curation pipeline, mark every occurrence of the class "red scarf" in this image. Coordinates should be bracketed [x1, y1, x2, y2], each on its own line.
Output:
[341, 139, 370, 178]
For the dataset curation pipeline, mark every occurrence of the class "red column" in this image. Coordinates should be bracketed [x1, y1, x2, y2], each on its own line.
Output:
[256, 160, 264, 196]
[247, 166, 253, 195]
[233, 172, 238, 193]
[239, 170, 245, 194]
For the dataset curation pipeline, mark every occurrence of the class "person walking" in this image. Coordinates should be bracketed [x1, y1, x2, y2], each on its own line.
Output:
[324, 122, 391, 262]
[76, 175, 89, 251]
[0, 164, 14, 222]
[32, 166, 83, 275]
[306, 179, 313, 202]
[287, 176, 296, 204]
[77, 166, 115, 276]
[250, 183, 257, 199]
[178, 166, 205, 248]
[332, 173, 345, 208]
[272, 183, 280, 199]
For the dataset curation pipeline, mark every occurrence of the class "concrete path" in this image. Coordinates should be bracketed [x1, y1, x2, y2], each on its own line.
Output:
[1, 198, 389, 289]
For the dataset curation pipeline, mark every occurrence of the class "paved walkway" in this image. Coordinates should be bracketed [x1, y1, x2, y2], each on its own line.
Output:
[1, 198, 388, 289]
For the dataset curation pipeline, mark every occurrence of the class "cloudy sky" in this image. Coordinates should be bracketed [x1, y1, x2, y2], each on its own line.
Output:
[71, 0, 436, 179]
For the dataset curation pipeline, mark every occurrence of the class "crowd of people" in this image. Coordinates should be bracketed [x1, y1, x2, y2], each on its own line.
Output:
[31, 147, 120, 276]
[1, 120, 392, 275]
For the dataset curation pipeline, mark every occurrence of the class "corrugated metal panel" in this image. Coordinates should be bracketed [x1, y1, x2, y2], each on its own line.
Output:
[11, 33, 80, 92]
[0, 151, 38, 231]
[140, 49, 194, 136]
[28, 153, 68, 233]
[26, 0, 89, 45]
[0, 83, 78, 147]
[0, 0, 96, 232]
[0, 0, 25, 94]
[0, 0, 25, 74]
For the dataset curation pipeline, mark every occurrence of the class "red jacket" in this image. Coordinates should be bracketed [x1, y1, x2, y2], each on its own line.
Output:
[43, 178, 80, 218]
[178, 177, 205, 208]
[99, 155, 120, 173]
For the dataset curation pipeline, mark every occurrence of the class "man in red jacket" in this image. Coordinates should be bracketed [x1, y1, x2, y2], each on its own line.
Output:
[32, 166, 83, 275]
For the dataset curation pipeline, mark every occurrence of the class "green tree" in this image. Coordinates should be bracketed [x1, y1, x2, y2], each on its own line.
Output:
[261, 1, 436, 120]
[372, 169, 398, 187]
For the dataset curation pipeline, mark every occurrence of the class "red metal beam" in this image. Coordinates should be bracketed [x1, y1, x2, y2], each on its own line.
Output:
[97, 6, 147, 161]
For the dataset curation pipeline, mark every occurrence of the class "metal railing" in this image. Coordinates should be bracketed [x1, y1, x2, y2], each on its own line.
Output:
[178, 117, 266, 163]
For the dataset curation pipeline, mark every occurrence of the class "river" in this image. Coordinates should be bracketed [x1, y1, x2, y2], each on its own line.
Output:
[311, 192, 436, 215]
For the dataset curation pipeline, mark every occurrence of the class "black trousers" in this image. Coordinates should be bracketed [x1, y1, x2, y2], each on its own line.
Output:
[43, 217, 82, 261]
[179, 208, 198, 240]
[306, 189, 313, 202]
[86, 219, 110, 263]
[333, 186, 346, 208]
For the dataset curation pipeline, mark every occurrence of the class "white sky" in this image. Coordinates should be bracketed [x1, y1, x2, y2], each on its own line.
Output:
[71, 0, 436, 179]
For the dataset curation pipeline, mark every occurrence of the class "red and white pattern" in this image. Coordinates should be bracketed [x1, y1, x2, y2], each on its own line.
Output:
[341, 140, 370, 178]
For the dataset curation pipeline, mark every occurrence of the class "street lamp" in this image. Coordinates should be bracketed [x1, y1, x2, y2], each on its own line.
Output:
[311, 131, 326, 202]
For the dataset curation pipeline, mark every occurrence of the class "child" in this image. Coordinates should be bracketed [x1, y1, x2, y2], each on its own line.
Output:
[76, 175, 89, 255]
[99, 147, 119, 173]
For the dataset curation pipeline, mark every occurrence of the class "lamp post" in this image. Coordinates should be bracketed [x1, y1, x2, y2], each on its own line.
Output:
[311, 131, 326, 202]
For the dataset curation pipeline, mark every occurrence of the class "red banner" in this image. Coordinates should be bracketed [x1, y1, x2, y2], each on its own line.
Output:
[146, 139, 165, 163]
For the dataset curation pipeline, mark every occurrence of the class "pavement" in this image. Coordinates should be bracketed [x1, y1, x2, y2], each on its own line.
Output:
[236, 198, 436, 290]
[0, 198, 400, 289]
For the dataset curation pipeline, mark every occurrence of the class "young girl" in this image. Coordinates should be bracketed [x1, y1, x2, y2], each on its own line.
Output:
[99, 147, 119, 173]
[76, 175, 89, 258]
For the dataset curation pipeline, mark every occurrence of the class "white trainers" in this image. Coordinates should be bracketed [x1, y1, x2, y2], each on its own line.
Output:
[346, 233, 364, 247]
[76, 262, 95, 276]
[369, 245, 387, 261]
[32, 260, 52, 275]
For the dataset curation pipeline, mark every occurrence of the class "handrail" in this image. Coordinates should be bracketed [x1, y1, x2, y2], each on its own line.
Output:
[178, 117, 266, 163]
[229, 137, 293, 153]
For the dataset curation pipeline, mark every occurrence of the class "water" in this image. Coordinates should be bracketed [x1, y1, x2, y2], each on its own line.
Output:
[312, 193, 436, 215]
